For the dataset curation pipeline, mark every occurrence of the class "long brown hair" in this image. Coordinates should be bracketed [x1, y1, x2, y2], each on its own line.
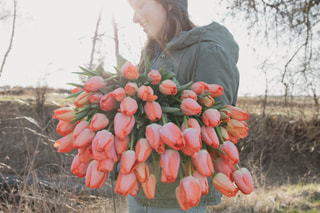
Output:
[139, 0, 196, 72]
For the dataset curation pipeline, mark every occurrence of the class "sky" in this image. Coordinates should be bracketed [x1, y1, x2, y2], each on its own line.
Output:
[0, 0, 267, 96]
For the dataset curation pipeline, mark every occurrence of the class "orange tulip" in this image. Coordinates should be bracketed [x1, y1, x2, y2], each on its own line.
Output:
[226, 119, 249, 139]
[92, 130, 114, 152]
[192, 171, 209, 196]
[78, 145, 92, 163]
[84, 76, 106, 92]
[160, 122, 185, 150]
[180, 90, 197, 101]
[201, 126, 220, 149]
[115, 172, 137, 196]
[192, 150, 214, 177]
[86, 161, 108, 188]
[141, 174, 156, 199]
[177, 176, 202, 210]
[130, 181, 140, 197]
[73, 128, 95, 149]
[74, 91, 92, 108]
[120, 150, 137, 174]
[134, 161, 150, 183]
[90, 140, 110, 161]
[112, 87, 126, 102]
[97, 158, 115, 172]
[121, 61, 139, 80]
[89, 113, 109, 132]
[191, 81, 209, 95]
[212, 173, 238, 197]
[120, 96, 138, 116]
[114, 136, 129, 155]
[73, 120, 89, 139]
[135, 138, 152, 162]
[54, 132, 75, 153]
[181, 118, 201, 132]
[144, 101, 162, 121]
[160, 149, 180, 183]
[114, 112, 135, 140]
[100, 93, 118, 111]
[198, 95, 215, 108]
[145, 123, 165, 154]
[148, 69, 161, 85]
[104, 142, 119, 162]
[137, 85, 158, 101]
[182, 128, 202, 156]
[221, 126, 240, 144]
[124, 82, 138, 96]
[232, 168, 254, 194]
[214, 157, 236, 180]
[89, 93, 103, 103]
[53, 107, 75, 121]
[225, 105, 249, 121]
[159, 79, 177, 95]
[219, 141, 239, 165]
[72, 87, 82, 94]
[70, 154, 90, 178]
[56, 120, 76, 136]
[202, 108, 221, 127]
[180, 98, 202, 116]
[208, 83, 224, 98]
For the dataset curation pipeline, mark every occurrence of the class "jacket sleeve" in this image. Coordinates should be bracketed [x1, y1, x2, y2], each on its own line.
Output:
[191, 42, 240, 106]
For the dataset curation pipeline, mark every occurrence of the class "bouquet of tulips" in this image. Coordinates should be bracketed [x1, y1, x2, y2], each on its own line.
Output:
[52, 60, 253, 210]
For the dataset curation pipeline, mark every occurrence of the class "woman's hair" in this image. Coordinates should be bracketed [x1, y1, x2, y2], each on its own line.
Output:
[139, 0, 196, 71]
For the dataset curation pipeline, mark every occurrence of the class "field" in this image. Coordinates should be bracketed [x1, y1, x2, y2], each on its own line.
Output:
[0, 87, 319, 213]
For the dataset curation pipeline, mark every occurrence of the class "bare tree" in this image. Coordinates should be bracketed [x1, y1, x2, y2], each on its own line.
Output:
[0, 0, 17, 78]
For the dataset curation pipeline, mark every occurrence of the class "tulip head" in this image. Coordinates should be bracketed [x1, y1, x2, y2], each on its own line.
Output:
[112, 87, 126, 102]
[160, 149, 180, 183]
[192, 150, 214, 177]
[160, 122, 185, 150]
[100, 93, 118, 111]
[180, 90, 197, 101]
[53, 107, 75, 121]
[90, 113, 109, 132]
[114, 113, 135, 140]
[200, 126, 220, 149]
[121, 61, 139, 80]
[191, 81, 209, 95]
[212, 173, 238, 197]
[202, 108, 221, 127]
[182, 128, 202, 156]
[125, 82, 138, 96]
[120, 96, 138, 116]
[145, 123, 165, 154]
[85, 161, 108, 188]
[135, 138, 152, 162]
[219, 141, 239, 165]
[232, 168, 254, 194]
[208, 84, 224, 98]
[159, 79, 177, 95]
[84, 76, 106, 92]
[148, 69, 161, 85]
[137, 85, 158, 101]
[177, 176, 202, 210]
[144, 101, 162, 121]
[180, 98, 202, 116]
[141, 174, 156, 199]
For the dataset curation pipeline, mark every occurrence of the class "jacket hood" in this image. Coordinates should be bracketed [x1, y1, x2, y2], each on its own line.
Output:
[166, 21, 239, 63]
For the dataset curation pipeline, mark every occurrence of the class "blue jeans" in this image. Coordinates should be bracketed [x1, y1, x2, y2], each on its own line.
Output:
[128, 195, 207, 213]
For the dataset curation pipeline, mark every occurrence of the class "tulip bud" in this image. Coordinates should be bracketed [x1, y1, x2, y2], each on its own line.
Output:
[121, 61, 139, 80]
[115, 172, 137, 196]
[141, 174, 156, 199]
[73, 120, 89, 139]
[219, 141, 239, 165]
[114, 136, 129, 155]
[159, 79, 177, 95]
[56, 120, 76, 136]
[89, 93, 103, 103]
[120, 96, 138, 116]
[72, 87, 82, 94]
[145, 123, 165, 154]
[125, 82, 138, 96]
[53, 107, 75, 121]
[112, 87, 126, 102]
[214, 157, 236, 180]
[160, 122, 185, 150]
[54, 132, 75, 153]
[202, 108, 221, 127]
[97, 158, 115, 172]
[212, 173, 238, 197]
[134, 162, 150, 183]
[160, 150, 180, 183]
[144, 101, 162, 121]
[192, 171, 209, 196]
[182, 128, 202, 156]
[191, 81, 209, 95]
[177, 176, 202, 210]
[198, 95, 215, 108]
[114, 113, 135, 140]
[137, 85, 158, 101]
[84, 76, 106, 92]
[180, 98, 202, 116]
[148, 69, 161, 84]
[70, 155, 90, 178]
[120, 150, 137, 174]
[192, 150, 214, 177]
[135, 138, 152, 162]
[86, 161, 108, 188]
[74, 91, 92, 108]
[180, 90, 197, 101]
[181, 118, 201, 132]
[201, 126, 220, 149]
[232, 168, 254, 194]
[73, 128, 95, 149]
[90, 113, 109, 132]
[100, 93, 118, 111]
[92, 130, 114, 152]
[208, 84, 223, 98]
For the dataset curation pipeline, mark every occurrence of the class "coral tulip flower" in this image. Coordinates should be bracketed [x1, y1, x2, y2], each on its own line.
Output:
[54, 132, 75, 153]
[160, 122, 185, 150]
[130, 181, 140, 197]
[78, 145, 92, 163]
[137, 85, 158, 102]
[232, 168, 254, 194]
[219, 141, 239, 165]
[121, 61, 139, 80]
[182, 128, 202, 156]
[73, 120, 89, 139]
[202, 108, 221, 127]
[208, 84, 224, 98]
[100, 93, 118, 112]
[198, 95, 215, 108]
[74, 91, 92, 108]
[97, 158, 115, 172]
[72, 87, 82, 94]
[125, 82, 138, 96]
[191, 81, 210, 95]
[73, 128, 95, 149]
[159, 79, 177, 95]
[70, 154, 90, 178]
[181, 118, 201, 132]
[141, 174, 156, 199]
[225, 105, 249, 121]
[144, 101, 162, 121]
[84, 76, 106, 92]
[120, 150, 137, 175]
[180, 90, 197, 101]
[192, 150, 214, 177]
[180, 98, 202, 116]
[112, 87, 126, 102]
[212, 173, 238, 197]
[92, 130, 114, 152]
[226, 119, 249, 139]
[114, 113, 135, 140]
[134, 162, 150, 183]
[53, 107, 75, 121]
[201, 126, 220, 149]
[56, 120, 76, 136]
[160, 149, 180, 183]
[86, 161, 108, 188]
[214, 157, 236, 180]
[90, 113, 109, 132]
[177, 176, 202, 210]
[114, 136, 129, 155]
[89, 93, 103, 103]
[192, 171, 209, 196]
[135, 138, 152, 162]
[221, 126, 240, 144]
[148, 69, 161, 84]
[120, 96, 138, 116]
[115, 172, 137, 196]
[145, 123, 165, 154]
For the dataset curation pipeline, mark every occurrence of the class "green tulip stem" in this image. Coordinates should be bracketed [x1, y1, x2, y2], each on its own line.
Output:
[179, 167, 184, 179]
[130, 130, 135, 150]
[188, 157, 192, 176]
[161, 114, 167, 125]
[235, 164, 240, 170]
[103, 75, 118, 82]
[184, 115, 189, 129]
[214, 126, 225, 144]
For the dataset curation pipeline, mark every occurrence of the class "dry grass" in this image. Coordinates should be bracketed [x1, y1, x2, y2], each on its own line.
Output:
[0, 88, 319, 212]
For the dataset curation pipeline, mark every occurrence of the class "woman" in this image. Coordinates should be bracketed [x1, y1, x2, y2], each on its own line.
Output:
[127, 0, 240, 212]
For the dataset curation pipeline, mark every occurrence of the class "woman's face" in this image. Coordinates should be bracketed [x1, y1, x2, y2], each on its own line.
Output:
[128, 0, 167, 40]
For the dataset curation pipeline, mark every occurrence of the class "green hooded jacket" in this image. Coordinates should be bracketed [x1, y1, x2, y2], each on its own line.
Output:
[133, 21, 240, 208]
